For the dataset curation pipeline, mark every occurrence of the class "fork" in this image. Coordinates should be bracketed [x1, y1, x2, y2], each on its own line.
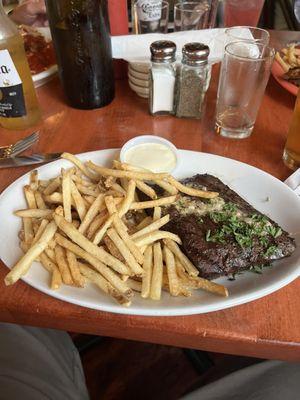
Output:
[0, 131, 39, 159]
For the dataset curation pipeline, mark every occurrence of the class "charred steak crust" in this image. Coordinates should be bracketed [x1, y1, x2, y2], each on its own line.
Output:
[145, 174, 296, 280]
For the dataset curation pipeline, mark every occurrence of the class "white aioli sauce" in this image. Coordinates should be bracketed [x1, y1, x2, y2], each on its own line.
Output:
[124, 143, 177, 173]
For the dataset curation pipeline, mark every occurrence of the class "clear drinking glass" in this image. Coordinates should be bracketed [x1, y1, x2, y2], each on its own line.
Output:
[133, 0, 169, 34]
[174, 1, 210, 31]
[215, 41, 275, 139]
[226, 26, 270, 45]
[283, 89, 300, 170]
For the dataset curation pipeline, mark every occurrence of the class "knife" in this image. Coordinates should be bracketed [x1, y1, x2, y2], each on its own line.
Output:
[0, 153, 62, 168]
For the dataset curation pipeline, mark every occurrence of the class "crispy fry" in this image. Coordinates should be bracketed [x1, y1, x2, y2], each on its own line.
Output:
[44, 247, 56, 263]
[4, 221, 57, 285]
[78, 262, 131, 305]
[62, 168, 72, 223]
[104, 195, 117, 215]
[14, 209, 53, 218]
[78, 193, 104, 234]
[24, 185, 37, 209]
[54, 213, 131, 275]
[134, 231, 181, 247]
[31, 219, 49, 246]
[154, 179, 178, 195]
[134, 216, 152, 232]
[76, 183, 98, 197]
[153, 206, 161, 221]
[55, 234, 133, 296]
[87, 161, 169, 180]
[103, 236, 125, 262]
[54, 245, 73, 285]
[86, 211, 108, 240]
[150, 242, 163, 300]
[167, 176, 218, 199]
[43, 176, 61, 195]
[135, 180, 157, 199]
[61, 152, 99, 181]
[29, 170, 39, 191]
[93, 214, 115, 245]
[107, 228, 144, 276]
[111, 183, 126, 195]
[118, 180, 136, 217]
[163, 245, 180, 296]
[66, 250, 85, 287]
[130, 196, 177, 210]
[131, 214, 170, 240]
[164, 239, 198, 277]
[23, 217, 33, 244]
[35, 191, 47, 209]
[104, 175, 116, 188]
[70, 180, 86, 221]
[40, 252, 62, 290]
[126, 278, 142, 292]
[275, 51, 290, 72]
[141, 246, 153, 298]
[113, 216, 143, 264]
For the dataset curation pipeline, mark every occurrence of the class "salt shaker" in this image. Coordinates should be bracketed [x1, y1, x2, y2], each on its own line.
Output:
[149, 40, 177, 115]
[175, 43, 210, 119]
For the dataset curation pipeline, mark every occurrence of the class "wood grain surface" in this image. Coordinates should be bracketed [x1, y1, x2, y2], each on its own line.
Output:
[0, 31, 299, 361]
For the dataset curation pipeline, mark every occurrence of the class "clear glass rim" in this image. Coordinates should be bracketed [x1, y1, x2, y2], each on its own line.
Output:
[174, 1, 209, 13]
[225, 40, 275, 61]
[225, 26, 270, 39]
[134, 0, 169, 11]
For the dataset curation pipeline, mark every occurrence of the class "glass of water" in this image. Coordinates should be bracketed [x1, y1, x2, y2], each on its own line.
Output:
[174, 1, 210, 31]
[225, 26, 270, 45]
[215, 41, 274, 139]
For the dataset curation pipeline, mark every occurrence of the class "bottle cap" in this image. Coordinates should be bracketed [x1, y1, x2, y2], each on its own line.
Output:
[150, 41, 177, 63]
[182, 43, 210, 66]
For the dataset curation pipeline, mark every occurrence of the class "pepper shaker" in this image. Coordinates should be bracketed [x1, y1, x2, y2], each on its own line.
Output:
[149, 40, 177, 116]
[175, 43, 210, 119]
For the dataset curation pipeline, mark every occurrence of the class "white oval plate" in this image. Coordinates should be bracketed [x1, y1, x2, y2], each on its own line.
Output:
[0, 149, 299, 316]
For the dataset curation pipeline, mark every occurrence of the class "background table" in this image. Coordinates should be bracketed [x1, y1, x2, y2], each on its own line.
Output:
[0, 31, 299, 361]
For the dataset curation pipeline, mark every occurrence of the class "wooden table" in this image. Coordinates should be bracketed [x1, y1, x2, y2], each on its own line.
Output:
[0, 31, 299, 362]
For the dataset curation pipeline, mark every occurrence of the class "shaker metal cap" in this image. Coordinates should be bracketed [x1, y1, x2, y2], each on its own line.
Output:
[150, 40, 177, 63]
[182, 42, 210, 66]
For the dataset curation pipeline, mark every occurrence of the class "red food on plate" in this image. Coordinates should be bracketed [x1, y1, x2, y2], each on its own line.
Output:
[20, 26, 56, 75]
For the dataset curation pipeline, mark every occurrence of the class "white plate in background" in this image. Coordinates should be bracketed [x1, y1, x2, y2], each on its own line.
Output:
[0, 149, 299, 316]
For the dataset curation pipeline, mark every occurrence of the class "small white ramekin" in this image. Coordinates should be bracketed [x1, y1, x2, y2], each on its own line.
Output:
[120, 135, 179, 174]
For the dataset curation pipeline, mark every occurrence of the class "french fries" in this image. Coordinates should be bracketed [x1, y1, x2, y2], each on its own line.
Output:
[276, 43, 300, 73]
[5, 154, 228, 307]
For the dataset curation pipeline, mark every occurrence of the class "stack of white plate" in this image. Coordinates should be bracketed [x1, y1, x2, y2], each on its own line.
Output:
[128, 62, 150, 98]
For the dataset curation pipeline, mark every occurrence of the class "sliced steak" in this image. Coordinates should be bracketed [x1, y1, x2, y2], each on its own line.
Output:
[155, 174, 296, 280]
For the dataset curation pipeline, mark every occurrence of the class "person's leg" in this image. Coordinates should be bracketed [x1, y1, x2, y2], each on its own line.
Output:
[182, 359, 300, 400]
[0, 323, 89, 400]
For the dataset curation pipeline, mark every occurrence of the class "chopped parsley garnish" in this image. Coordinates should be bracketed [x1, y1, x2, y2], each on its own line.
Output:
[205, 203, 282, 253]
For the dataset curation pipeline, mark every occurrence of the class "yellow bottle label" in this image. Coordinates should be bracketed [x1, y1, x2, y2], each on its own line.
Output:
[0, 49, 26, 118]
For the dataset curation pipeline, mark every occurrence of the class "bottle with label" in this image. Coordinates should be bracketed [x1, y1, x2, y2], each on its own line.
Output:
[45, 0, 115, 110]
[132, 0, 165, 34]
[0, 0, 40, 130]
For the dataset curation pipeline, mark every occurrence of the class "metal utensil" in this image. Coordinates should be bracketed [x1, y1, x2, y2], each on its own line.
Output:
[0, 153, 62, 168]
[0, 131, 39, 159]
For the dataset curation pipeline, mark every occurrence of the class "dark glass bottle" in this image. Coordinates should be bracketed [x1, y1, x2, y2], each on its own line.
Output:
[45, 0, 115, 109]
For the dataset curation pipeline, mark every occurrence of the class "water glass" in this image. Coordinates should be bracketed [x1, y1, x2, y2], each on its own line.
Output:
[226, 26, 270, 45]
[174, 1, 210, 31]
[133, 0, 169, 34]
[215, 41, 275, 139]
[283, 89, 300, 170]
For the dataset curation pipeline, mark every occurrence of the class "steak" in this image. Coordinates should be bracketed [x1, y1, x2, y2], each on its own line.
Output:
[155, 174, 296, 279]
